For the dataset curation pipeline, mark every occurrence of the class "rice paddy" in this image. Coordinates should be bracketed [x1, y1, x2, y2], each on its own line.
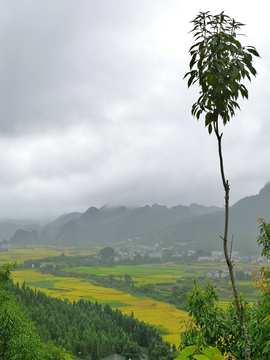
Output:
[4, 248, 260, 347]
[11, 269, 188, 346]
[63, 265, 185, 285]
[0, 246, 96, 265]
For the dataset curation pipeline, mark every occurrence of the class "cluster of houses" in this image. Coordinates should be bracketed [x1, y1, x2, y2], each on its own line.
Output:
[0, 240, 13, 250]
[197, 250, 269, 265]
[2, 236, 269, 267]
[204, 267, 253, 279]
[110, 237, 270, 266]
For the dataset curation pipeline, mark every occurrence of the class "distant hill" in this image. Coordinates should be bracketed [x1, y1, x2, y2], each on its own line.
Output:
[41, 202, 223, 247]
[157, 183, 270, 255]
[2, 183, 270, 255]
[9, 229, 40, 246]
[0, 222, 41, 243]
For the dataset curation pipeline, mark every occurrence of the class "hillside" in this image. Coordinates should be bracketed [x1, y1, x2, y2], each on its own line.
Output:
[2, 183, 270, 254]
[157, 183, 270, 254]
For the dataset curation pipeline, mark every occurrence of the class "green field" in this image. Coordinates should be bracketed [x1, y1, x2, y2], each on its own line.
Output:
[63, 265, 185, 285]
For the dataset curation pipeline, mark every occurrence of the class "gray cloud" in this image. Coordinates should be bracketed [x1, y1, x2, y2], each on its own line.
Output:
[0, 0, 269, 220]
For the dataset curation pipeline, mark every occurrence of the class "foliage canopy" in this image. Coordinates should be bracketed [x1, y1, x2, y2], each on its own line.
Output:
[184, 11, 259, 134]
[178, 220, 270, 359]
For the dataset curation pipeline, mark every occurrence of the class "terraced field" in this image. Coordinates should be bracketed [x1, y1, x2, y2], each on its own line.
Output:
[11, 269, 188, 346]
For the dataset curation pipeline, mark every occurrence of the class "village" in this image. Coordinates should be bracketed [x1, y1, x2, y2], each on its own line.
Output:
[109, 237, 270, 280]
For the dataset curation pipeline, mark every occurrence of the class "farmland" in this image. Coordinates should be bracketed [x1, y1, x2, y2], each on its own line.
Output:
[11, 268, 187, 346]
[0, 246, 96, 265]
[62, 264, 185, 285]
[2, 246, 261, 346]
[62, 263, 259, 302]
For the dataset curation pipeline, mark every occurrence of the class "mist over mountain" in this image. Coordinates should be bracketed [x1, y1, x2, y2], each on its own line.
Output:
[1, 183, 270, 255]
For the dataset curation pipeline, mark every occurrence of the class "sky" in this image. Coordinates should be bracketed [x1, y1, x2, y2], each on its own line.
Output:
[0, 0, 269, 221]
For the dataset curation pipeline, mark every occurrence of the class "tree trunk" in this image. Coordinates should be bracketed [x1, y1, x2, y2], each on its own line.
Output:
[214, 122, 251, 360]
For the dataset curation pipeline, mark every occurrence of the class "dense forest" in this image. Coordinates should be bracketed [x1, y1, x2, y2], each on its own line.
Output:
[0, 263, 74, 359]
[8, 280, 175, 359]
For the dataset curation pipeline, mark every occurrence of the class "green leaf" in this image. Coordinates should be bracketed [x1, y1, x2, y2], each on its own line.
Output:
[190, 53, 198, 69]
[183, 71, 191, 79]
[239, 85, 248, 99]
[188, 72, 197, 87]
[179, 346, 198, 357]
[205, 112, 213, 126]
[246, 47, 260, 57]
[196, 109, 202, 120]
[213, 355, 224, 360]
[174, 356, 189, 360]
[202, 347, 222, 356]
[194, 355, 209, 360]
[190, 41, 202, 51]
[249, 66, 257, 76]
[243, 52, 252, 63]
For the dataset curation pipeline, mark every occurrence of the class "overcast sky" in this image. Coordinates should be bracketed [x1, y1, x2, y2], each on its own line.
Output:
[0, 0, 269, 221]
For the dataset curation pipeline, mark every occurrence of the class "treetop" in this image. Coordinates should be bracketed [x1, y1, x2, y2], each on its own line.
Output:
[184, 11, 260, 135]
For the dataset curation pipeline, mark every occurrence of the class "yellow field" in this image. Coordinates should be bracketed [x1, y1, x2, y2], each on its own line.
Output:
[12, 269, 187, 346]
[120, 299, 187, 345]
[0, 247, 97, 265]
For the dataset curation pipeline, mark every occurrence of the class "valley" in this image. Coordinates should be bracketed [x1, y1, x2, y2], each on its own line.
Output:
[2, 245, 263, 347]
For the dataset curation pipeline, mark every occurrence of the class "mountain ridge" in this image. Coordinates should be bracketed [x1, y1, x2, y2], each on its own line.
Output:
[2, 183, 270, 255]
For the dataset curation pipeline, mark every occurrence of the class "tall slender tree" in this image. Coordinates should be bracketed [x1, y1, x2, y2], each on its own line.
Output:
[184, 11, 259, 360]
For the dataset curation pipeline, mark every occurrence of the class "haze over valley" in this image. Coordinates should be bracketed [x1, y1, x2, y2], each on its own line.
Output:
[1, 183, 270, 256]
